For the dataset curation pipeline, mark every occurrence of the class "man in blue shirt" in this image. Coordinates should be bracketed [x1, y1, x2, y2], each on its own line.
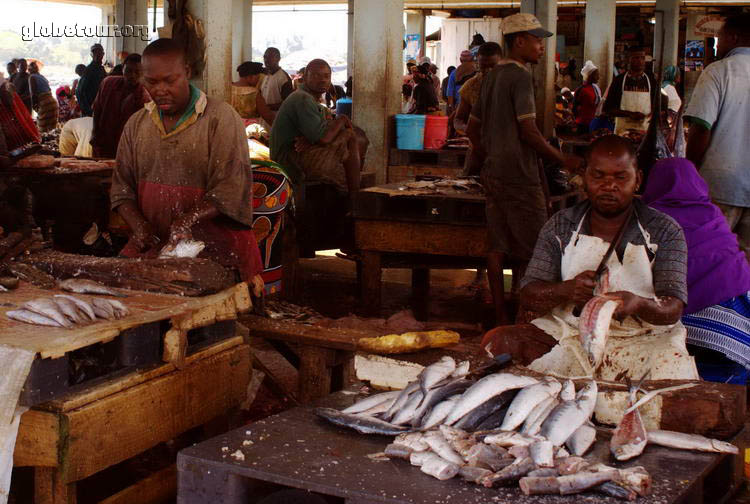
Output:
[446, 50, 476, 114]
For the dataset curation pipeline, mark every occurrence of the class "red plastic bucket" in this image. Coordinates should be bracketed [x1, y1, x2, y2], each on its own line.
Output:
[423, 115, 449, 150]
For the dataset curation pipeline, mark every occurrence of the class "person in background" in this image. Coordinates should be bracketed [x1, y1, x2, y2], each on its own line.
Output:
[613, 60, 625, 77]
[110, 64, 123, 76]
[28, 61, 58, 132]
[91, 53, 150, 159]
[467, 13, 565, 325]
[429, 64, 441, 95]
[403, 61, 417, 86]
[56, 85, 76, 123]
[401, 83, 413, 114]
[0, 75, 39, 151]
[345, 76, 353, 98]
[455, 41, 501, 139]
[58, 116, 93, 157]
[76, 43, 108, 117]
[230, 61, 275, 128]
[661, 65, 681, 124]
[72, 64, 86, 97]
[6, 62, 17, 81]
[446, 51, 476, 114]
[441, 65, 455, 103]
[469, 33, 486, 58]
[260, 47, 293, 111]
[10, 58, 31, 112]
[292, 67, 305, 91]
[573, 60, 601, 134]
[408, 63, 439, 115]
[325, 82, 346, 109]
[685, 13, 750, 260]
[603, 46, 658, 137]
[643, 158, 750, 382]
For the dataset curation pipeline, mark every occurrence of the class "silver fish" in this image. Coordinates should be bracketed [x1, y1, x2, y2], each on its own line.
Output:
[444, 373, 537, 425]
[158, 239, 206, 259]
[6, 309, 61, 327]
[385, 382, 419, 421]
[411, 379, 471, 427]
[92, 298, 116, 320]
[421, 397, 458, 430]
[567, 424, 597, 456]
[54, 295, 96, 321]
[424, 431, 464, 465]
[23, 298, 72, 328]
[529, 440, 554, 468]
[611, 379, 648, 461]
[58, 278, 128, 298]
[419, 453, 460, 481]
[391, 389, 424, 425]
[451, 360, 471, 378]
[53, 296, 87, 324]
[106, 299, 130, 319]
[501, 378, 561, 431]
[560, 380, 576, 401]
[419, 356, 456, 396]
[314, 407, 407, 436]
[521, 396, 559, 436]
[483, 431, 540, 448]
[647, 430, 738, 454]
[342, 390, 401, 414]
[541, 381, 598, 447]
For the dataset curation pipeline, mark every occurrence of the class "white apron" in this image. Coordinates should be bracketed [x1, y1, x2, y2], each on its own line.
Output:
[614, 74, 651, 136]
[528, 211, 699, 381]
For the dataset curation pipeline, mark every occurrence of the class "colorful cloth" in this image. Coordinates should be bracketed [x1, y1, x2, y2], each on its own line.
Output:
[56, 86, 77, 123]
[683, 293, 750, 369]
[642, 158, 750, 313]
[91, 76, 149, 158]
[34, 91, 58, 132]
[0, 84, 39, 150]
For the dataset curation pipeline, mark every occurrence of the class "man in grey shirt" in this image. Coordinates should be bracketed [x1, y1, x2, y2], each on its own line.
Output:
[685, 14, 750, 259]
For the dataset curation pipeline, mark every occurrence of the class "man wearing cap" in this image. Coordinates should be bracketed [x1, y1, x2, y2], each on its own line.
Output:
[573, 60, 602, 134]
[467, 13, 565, 325]
[603, 46, 658, 137]
[76, 43, 108, 117]
[446, 50, 477, 115]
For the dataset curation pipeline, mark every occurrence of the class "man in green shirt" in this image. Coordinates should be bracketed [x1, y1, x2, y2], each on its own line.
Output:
[270, 59, 361, 200]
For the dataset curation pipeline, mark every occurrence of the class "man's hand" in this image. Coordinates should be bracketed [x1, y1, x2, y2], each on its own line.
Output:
[294, 136, 313, 153]
[167, 217, 193, 247]
[566, 270, 597, 307]
[608, 291, 643, 320]
[131, 220, 160, 252]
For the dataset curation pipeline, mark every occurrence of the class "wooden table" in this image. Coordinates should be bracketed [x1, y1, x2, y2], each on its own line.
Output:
[176, 389, 745, 504]
[388, 147, 469, 184]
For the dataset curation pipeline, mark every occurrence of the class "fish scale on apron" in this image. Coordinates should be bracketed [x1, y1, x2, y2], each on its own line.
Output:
[528, 211, 698, 381]
[614, 74, 651, 136]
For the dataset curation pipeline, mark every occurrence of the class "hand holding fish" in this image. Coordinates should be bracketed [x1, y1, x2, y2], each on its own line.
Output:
[607, 291, 642, 321]
[567, 271, 597, 308]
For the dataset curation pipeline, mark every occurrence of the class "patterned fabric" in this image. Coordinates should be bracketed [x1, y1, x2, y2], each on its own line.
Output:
[34, 91, 58, 132]
[0, 85, 40, 150]
[683, 292, 750, 369]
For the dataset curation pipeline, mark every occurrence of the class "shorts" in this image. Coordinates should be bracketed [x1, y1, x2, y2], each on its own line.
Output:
[481, 174, 547, 259]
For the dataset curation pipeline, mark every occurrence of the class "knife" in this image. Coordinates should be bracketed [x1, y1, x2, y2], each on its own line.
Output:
[594, 204, 634, 283]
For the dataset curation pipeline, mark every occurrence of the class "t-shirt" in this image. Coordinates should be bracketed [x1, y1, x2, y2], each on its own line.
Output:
[573, 83, 600, 126]
[471, 62, 538, 185]
[684, 47, 750, 207]
[269, 86, 328, 169]
[58, 116, 93, 157]
[521, 199, 688, 304]
[603, 72, 658, 115]
[458, 72, 484, 109]
[260, 68, 293, 108]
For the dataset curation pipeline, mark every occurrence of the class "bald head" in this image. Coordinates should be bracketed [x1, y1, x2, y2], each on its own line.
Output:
[304, 59, 332, 95]
[143, 38, 186, 65]
[584, 135, 641, 217]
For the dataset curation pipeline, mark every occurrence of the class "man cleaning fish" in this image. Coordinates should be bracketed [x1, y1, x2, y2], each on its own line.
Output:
[482, 135, 699, 381]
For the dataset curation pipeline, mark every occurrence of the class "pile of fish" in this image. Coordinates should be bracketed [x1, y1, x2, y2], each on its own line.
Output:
[316, 356, 739, 499]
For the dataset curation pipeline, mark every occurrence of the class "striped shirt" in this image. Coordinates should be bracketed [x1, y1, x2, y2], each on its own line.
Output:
[521, 199, 688, 304]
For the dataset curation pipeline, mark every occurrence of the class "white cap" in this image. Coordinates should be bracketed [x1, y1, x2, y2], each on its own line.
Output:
[580, 60, 598, 80]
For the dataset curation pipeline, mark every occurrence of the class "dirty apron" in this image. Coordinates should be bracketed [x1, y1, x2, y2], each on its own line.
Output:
[614, 74, 651, 136]
[528, 211, 698, 381]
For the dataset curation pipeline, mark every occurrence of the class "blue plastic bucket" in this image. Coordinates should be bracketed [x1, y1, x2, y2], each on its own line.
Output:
[395, 114, 426, 150]
[335, 97, 352, 118]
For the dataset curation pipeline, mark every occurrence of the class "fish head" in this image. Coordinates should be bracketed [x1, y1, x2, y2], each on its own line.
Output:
[612, 439, 646, 461]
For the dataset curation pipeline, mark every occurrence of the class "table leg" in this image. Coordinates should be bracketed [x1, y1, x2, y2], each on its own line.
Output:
[297, 345, 333, 404]
[360, 251, 382, 317]
[34, 467, 76, 504]
[331, 350, 355, 392]
[411, 268, 430, 321]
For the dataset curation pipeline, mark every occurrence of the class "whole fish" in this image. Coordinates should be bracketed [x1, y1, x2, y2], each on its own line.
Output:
[342, 390, 401, 415]
[647, 430, 738, 454]
[519, 476, 560, 495]
[501, 378, 561, 431]
[529, 440, 554, 468]
[579, 295, 622, 369]
[610, 380, 648, 461]
[106, 299, 130, 319]
[384, 382, 419, 421]
[594, 481, 638, 501]
[419, 453, 460, 481]
[444, 373, 537, 425]
[53, 296, 87, 324]
[411, 379, 471, 427]
[541, 381, 597, 447]
[159, 239, 206, 259]
[23, 298, 73, 328]
[475, 404, 511, 431]
[423, 431, 464, 465]
[92, 298, 116, 320]
[421, 397, 459, 430]
[6, 309, 61, 327]
[391, 389, 424, 425]
[314, 407, 407, 436]
[560, 380, 576, 401]
[454, 389, 517, 431]
[558, 470, 618, 495]
[58, 278, 128, 298]
[521, 396, 559, 436]
[481, 456, 536, 487]
[418, 356, 456, 396]
[567, 424, 597, 456]
[54, 295, 96, 321]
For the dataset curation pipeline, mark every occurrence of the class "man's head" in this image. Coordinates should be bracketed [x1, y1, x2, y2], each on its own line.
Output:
[414, 63, 431, 83]
[304, 59, 332, 95]
[627, 47, 646, 75]
[123, 53, 142, 87]
[502, 14, 552, 65]
[6, 62, 16, 75]
[28, 61, 39, 74]
[581, 60, 599, 84]
[237, 61, 264, 87]
[446, 65, 456, 76]
[430, 64, 438, 75]
[406, 62, 416, 75]
[477, 42, 502, 73]
[584, 135, 641, 217]
[17, 59, 27, 73]
[263, 47, 281, 71]
[75, 64, 86, 77]
[142, 38, 191, 117]
[459, 50, 474, 64]
[717, 13, 750, 59]
[91, 44, 104, 65]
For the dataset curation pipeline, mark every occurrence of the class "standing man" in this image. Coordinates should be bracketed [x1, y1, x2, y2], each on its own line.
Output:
[10, 59, 31, 112]
[467, 14, 565, 325]
[260, 47, 293, 111]
[110, 38, 262, 283]
[603, 46, 658, 137]
[446, 50, 476, 114]
[685, 13, 750, 260]
[91, 53, 150, 158]
[76, 43, 108, 117]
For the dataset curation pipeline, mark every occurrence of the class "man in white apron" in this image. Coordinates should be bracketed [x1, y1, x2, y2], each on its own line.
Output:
[603, 47, 657, 137]
[261, 47, 293, 111]
[482, 135, 698, 381]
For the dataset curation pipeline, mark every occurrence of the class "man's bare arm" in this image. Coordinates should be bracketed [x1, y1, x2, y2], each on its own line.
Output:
[685, 122, 711, 170]
[519, 118, 564, 165]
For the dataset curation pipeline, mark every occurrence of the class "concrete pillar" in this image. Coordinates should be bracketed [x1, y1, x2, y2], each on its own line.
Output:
[654, 0, 680, 77]
[119, 0, 148, 55]
[353, 0, 404, 184]
[405, 9, 426, 59]
[521, 0, 557, 138]
[101, 4, 115, 66]
[583, 0, 616, 93]
[231, 0, 253, 80]
[187, 0, 233, 102]
[347, 0, 354, 76]
[114, 0, 125, 54]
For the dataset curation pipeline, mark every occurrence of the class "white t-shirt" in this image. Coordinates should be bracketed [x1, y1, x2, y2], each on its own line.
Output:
[260, 68, 292, 108]
[58, 117, 93, 157]
[661, 84, 681, 113]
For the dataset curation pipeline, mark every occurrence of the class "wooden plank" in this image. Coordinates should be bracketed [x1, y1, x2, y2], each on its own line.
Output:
[34, 467, 76, 504]
[241, 315, 376, 351]
[355, 221, 487, 257]
[14, 409, 59, 467]
[98, 464, 177, 504]
[163, 329, 188, 369]
[297, 345, 333, 404]
[0, 282, 251, 358]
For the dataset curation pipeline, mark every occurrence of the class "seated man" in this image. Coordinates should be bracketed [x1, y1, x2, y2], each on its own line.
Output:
[269, 59, 362, 201]
[110, 38, 262, 284]
[643, 158, 750, 381]
[482, 135, 698, 381]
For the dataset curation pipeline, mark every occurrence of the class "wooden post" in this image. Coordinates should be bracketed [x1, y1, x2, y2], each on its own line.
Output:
[35, 467, 76, 504]
[360, 250, 382, 317]
[297, 346, 333, 404]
